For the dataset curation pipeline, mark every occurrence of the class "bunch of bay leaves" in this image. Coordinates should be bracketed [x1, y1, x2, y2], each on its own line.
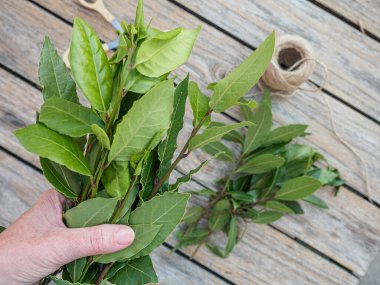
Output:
[13, 0, 276, 284]
[177, 91, 343, 258]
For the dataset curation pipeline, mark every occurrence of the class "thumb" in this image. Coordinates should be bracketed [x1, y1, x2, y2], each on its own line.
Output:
[53, 224, 135, 263]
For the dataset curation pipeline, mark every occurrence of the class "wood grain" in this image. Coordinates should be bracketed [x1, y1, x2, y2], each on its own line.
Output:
[2, 0, 379, 203]
[176, 0, 380, 121]
[314, 0, 380, 39]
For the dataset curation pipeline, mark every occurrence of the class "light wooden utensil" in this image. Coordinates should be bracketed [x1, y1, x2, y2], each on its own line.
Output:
[63, 0, 121, 68]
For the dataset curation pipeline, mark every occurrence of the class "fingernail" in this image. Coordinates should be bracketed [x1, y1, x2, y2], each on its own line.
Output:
[116, 227, 135, 246]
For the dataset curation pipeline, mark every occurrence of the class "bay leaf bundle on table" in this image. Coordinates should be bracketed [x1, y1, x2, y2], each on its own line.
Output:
[178, 90, 343, 258]
[14, 0, 279, 284]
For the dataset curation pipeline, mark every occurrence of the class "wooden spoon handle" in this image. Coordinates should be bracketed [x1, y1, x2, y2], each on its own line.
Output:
[78, 0, 115, 23]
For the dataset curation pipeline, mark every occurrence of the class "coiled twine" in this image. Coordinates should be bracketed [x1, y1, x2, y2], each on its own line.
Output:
[259, 35, 323, 96]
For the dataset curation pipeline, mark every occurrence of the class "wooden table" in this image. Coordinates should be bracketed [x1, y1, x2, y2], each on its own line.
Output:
[1, 0, 379, 284]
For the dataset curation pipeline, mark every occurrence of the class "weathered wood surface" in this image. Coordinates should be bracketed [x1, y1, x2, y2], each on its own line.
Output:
[0, 0, 378, 283]
[5, 0, 380, 204]
[0, 66, 360, 284]
[0, 152, 228, 285]
[314, 0, 380, 39]
[176, 0, 380, 121]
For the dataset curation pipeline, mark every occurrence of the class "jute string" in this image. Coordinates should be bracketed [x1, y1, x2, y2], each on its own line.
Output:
[256, 35, 372, 202]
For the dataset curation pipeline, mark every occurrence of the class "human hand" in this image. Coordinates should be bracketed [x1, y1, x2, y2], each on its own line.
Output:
[0, 189, 135, 285]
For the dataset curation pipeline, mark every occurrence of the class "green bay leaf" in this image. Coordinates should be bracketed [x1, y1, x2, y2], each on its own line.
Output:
[14, 124, 91, 176]
[109, 255, 158, 285]
[189, 121, 254, 150]
[265, 124, 308, 145]
[238, 153, 285, 174]
[39, 97, 104, 137]
[243, 101, 272, 154]
[135, 26, 201, 77]
[168, 159, 210, 192]
[157, 75, 189, 180]
[101, 161, 130, 198]
[276, 176, 322, 201]
[91, 124, 110, 150]
[129, 192, 190, 257]
[109, 80, 174, 162]
[94, 224, 161, 263]
[188, 81, 211, 127]
[63, 197, 118, 228]
[40, 158, 81, 199]
[209, 32, 275, 112]
[69, 18, 113, 112]
[209, 199, 231, 231]
[262, 200, 295, 214]
[302, 194, 329, 209]
[38, 35, 78, 103]
[202, 141, 234, 161]
[140, 149, 159, 201]
[251, 211, 283, 224]
[66, 257, 86, 283]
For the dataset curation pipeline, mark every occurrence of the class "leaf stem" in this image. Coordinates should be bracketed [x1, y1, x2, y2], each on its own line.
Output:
[149, 108, 213, 199]
[95, 262, 114, 285]
[111, 175, 138, 223]
[79, 257, 93, 283]
[209, 153, 244, 207]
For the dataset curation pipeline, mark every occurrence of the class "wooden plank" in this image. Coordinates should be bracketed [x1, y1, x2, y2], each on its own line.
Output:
[0, 2, 378, 278]
[0, 116, 358, 285]
[0, 62, 365, 283]
[0, 155, 228, 285]
[3, 0, 380, 202]
[175, 0, 380, 121]
[313, 0, 380, 39]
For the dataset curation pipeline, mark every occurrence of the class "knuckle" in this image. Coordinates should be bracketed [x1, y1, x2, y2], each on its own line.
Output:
[89, 227, 106, 254]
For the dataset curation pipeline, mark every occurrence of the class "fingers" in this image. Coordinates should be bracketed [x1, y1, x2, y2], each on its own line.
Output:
[52, 225, 135, 263]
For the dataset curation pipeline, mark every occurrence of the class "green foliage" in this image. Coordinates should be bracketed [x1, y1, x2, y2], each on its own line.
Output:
[188, 81, 211, 127]
[66, 258, 87, 283]
[109, 256, 158, 285]
[101, 161, 130, 198]
[209, 32, 275, 112]
[276, 176, 322, 201]
[128, 192, 190, 257]
[70, 18, 113, 113]
[40, 158, 81, 199]
[189, 121, 254, 150]
[14, 124, 91, 176]
[64, 197, 118, 228]
[39, 35, 78, 103]
[157, 76, 189, 179]
[135, 26, 201, 77]
[202, 141, 234, 161]
[238, 154, 285, 174]
[178, 89, 343, 258]
[39, 97, 104, 137]
[94, 224, 161, 263]
[108, 80, 174, 162]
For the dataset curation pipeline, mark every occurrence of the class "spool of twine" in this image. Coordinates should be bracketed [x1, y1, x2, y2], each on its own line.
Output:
[257, 34, 372, 202]
[259, 35, 325, 97]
